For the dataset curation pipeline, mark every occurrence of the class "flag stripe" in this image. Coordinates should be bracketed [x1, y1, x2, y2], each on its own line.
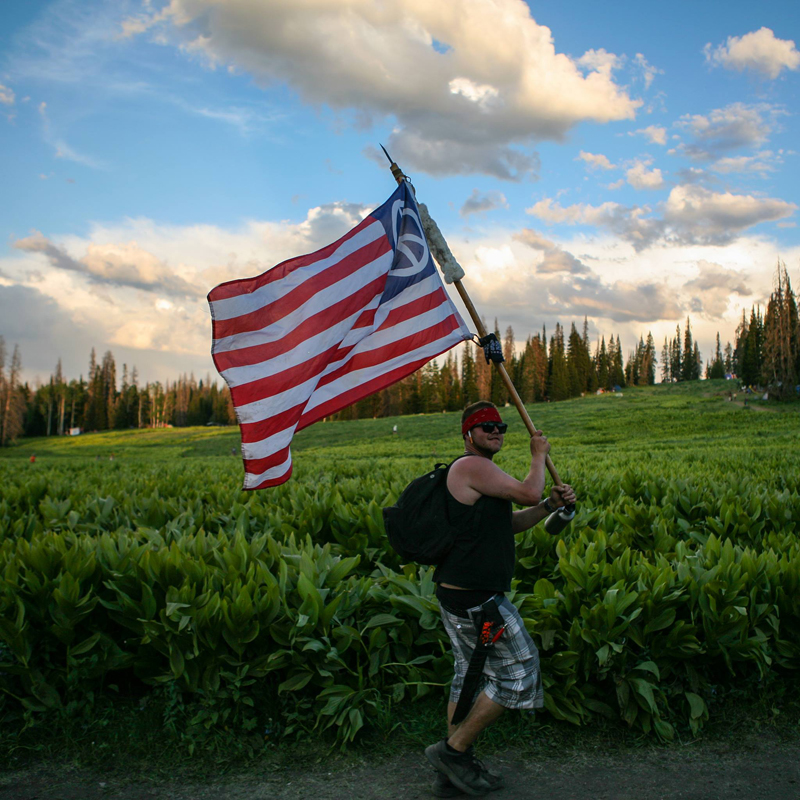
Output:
[212, 253, 391, 355]
[209, 215, 377, 304]
[211, 231, 392, 337]
[237, 317, 465, 461]
[208, 182, 472, 490]
[302, 323, 464, 421]
[230, 294, 455, 411]
[211, 273, 387, 371]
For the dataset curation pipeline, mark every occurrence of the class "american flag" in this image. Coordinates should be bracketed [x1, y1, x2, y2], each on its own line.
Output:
[208, 182, 472, 489]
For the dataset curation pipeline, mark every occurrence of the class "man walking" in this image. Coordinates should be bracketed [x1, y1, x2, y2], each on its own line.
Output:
[425, 401, 576, 797]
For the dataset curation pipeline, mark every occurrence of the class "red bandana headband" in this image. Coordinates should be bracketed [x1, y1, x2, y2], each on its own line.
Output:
[462, 407, 503, 436]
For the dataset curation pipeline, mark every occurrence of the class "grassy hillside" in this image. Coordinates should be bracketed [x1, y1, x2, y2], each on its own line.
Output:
[3, 379, 797, 485]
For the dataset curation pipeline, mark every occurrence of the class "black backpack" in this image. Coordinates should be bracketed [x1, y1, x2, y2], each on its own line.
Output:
[382, 461, 458, 565]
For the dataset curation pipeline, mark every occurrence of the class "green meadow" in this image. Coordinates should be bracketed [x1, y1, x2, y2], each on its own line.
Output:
[1, 379, 800, 757]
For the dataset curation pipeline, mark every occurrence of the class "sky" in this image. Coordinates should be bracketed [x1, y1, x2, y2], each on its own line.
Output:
[1, 0, 799, 385]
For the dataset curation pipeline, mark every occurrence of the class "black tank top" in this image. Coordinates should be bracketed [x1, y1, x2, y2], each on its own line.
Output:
[433, 470, 515, 592]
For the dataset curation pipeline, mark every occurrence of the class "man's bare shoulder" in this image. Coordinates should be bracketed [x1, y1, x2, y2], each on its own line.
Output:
[449, 456, 507, 481]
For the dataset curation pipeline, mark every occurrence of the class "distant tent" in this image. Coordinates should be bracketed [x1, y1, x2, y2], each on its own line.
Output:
[613, 385, 622, 393]
[69, 428, 81, 436]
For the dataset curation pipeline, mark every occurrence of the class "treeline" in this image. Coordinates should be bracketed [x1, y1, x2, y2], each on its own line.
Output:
[335, 319, 648, 421]
[2, 262, 797, 443]
[684, 262, 800, 397]
[0, 343, 236, 443]
[733, 264, 799, 397]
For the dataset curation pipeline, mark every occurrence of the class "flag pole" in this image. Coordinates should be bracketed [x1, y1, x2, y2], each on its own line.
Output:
[381, 148, 563, 487]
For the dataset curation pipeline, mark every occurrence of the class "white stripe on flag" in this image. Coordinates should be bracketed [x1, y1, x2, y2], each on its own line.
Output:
[234, 296, 458, 428]
[210, 220, 385, 321]
[212, 251, 392, 354]
[220, 298, 380, 388]
[303, 327, 466, 417]
[236, 371, 321, 425]
[243, 452, 293, 489]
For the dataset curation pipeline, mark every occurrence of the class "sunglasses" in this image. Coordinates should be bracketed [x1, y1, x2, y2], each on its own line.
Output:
[474, 422, 508, 434]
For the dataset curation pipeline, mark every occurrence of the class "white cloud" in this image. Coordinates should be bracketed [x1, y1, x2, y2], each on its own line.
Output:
[705, 27, 800, 79]
[512, 228, 587, 274]
[127, 0, 639, 179]
[13, 232, 205, 297]
[663, 185, 796, 244]
[626, 160, 665, 190]
[0, 84, 15, 105]
[460, 189, 508, 217]
[607, 179, 625, 190]
[1, 198, 382, 383]
[527, 185, 796, 249]
[683, 260, 751, 318]
[676, 102, 782, 161]
[448, 77, 500, 108]
[578, 48, 623, 76]
[632, 125, 667, 145]
[512, 228, 556, 251]
[527, 198, 663, 249]
[37, 98, 106, 169]
[4, 202, 799, 383]
[710, 150, 780, 175]
[633, 53, 663, 89]
[578, 151, 615, 170]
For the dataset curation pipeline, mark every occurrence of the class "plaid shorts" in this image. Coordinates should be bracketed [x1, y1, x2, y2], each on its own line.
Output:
[439, 595, 544, 711]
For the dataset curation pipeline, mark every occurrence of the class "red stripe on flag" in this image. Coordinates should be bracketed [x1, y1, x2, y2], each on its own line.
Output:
[246, 462, 294, 490]
[212, 235, 392, 339]
[208, 215, 376, 302]
[374, 287, 447, 331]
[316, 315, 460, 389]
[242, 445, 292, 476]
[239, 401, 305, 444]
[298, 354, 440, 432]
[230, 342, 354, 407]
[212, 274, 387, 372]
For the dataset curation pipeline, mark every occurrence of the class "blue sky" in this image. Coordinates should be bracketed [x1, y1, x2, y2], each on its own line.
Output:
[1, 0, 798, 383]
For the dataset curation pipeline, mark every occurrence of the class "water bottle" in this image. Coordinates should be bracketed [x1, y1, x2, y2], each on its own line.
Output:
[544, 504, 576, 535]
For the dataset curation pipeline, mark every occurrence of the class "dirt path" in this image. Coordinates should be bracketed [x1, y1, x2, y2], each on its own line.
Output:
[3, 735, 799, 800]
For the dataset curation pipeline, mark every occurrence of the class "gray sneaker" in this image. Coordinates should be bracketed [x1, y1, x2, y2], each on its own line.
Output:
[431, 753, 505, 797]
[425, 740, 491, 797]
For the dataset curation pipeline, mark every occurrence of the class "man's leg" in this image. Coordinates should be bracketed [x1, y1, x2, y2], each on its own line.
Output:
[446, 692, 505, 751]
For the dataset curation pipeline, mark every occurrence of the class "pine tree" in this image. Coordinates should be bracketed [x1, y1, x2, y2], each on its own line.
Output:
[0, 344, 25, 446]
[597, 336, 610, 389]
[724, 341, 734, 375]
[660, 337, 670, 382]
[461, 343, 478, 406]
[566, 323, 584, 396]
[692, 341, 702, 380]
[548, 324, 569, 400]
[671, 326, 682, 381]
[740, 307, 763, 386]
[681, 318, 695, 381]
[644, 332, 657, 385]
[762, 262, 799, 397]
[611, 336, 625, 388]
[708, 333, 725, 379]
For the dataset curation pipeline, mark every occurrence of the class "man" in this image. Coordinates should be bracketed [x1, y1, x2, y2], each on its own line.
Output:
[425, 400, 577, 797]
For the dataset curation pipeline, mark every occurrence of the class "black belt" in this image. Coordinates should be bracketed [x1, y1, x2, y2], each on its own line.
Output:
[450, 596, 506, 726]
